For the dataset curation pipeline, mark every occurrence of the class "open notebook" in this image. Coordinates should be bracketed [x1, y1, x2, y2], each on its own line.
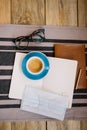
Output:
[9, 52, 77, 108]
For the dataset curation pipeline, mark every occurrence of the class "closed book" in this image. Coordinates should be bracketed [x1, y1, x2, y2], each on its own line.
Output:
[54, 44, 87, 89]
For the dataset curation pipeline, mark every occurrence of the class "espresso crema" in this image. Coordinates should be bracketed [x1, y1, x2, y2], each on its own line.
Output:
[27, 58, 43, 73]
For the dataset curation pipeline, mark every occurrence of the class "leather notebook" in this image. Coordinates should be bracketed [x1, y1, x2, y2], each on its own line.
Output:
[54, 44, 87, 89]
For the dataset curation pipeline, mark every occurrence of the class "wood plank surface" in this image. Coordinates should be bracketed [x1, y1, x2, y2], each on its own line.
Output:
[80, 121, 87, 130]
[11, 0, 45, 25]
[47, 121, 80, 130]
[46, 0, 77, 26]
[0, 122, 11, 130]
[11, 121, 46, 130]
[0, 0, 11, 24]
[78, 0, 87, 26]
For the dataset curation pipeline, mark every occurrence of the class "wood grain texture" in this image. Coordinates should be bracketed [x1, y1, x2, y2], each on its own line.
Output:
[46, 0, 77, 26]
[78, 0, 87, 26]
[0, 122, 11, 130]
[11, 121, 46, 130]
[80, 121, 87, 130]
[11, 0, 45, 25]
[47, 121, 81, 130]
[0, 0, 11, 24]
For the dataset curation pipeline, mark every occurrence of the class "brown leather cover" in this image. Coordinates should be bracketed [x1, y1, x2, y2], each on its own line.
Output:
[54, 44, 87, 89]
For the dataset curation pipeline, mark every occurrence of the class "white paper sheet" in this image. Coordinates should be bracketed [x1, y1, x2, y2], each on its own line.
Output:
[9, 53, 43, 99]
[43, 57, 78, 108]
[9, 52, 77, 108]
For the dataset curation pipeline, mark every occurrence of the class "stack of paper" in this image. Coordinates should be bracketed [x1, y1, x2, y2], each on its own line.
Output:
[9, 52, 77, 120]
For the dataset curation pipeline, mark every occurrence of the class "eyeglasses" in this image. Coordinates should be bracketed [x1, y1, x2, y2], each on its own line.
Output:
[13, 28, 45, 49]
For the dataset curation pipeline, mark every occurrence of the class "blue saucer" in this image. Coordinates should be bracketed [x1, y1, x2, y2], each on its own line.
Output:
[22, 51, 50, 80]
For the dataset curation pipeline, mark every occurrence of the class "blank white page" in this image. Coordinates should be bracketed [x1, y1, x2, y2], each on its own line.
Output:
[43, 57, 78, 108]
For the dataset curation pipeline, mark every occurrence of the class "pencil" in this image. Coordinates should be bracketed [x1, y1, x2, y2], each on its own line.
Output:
[75, 69, 82, 89]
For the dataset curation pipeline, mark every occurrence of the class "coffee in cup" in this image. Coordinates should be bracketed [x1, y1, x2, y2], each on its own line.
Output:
[27, 57, 43, 74]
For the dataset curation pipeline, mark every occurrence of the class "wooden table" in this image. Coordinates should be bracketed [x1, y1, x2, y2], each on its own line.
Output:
[0, 0, 87, 130]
